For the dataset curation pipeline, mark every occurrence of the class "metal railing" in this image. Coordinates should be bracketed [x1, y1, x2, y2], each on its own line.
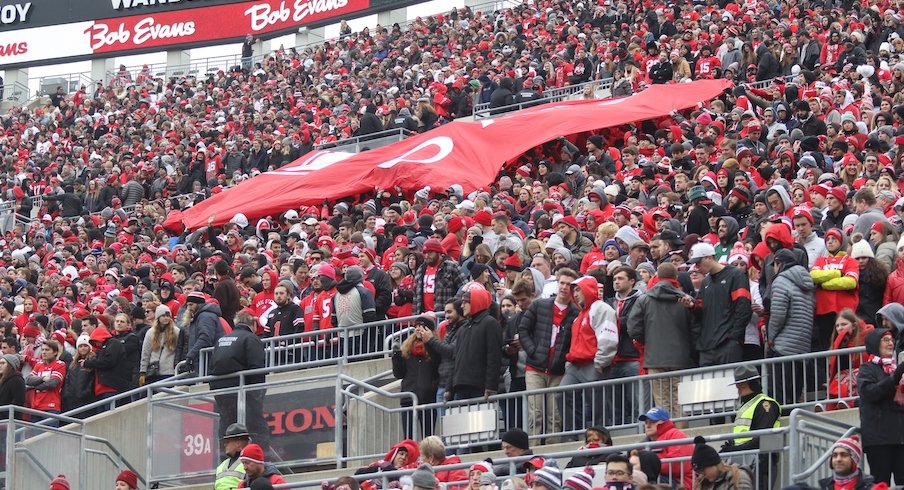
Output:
[337, 347, 866, 462]
[198, 314, 423, 376]
[0, 405, 142, 490]
[10, 343, 864, 487]
[473, 77, 615, 119]
[314, 128, 414, 153]
[789, 409, 861, 486]
[0, 81, 33, 104]
[272, 426, 791, 489]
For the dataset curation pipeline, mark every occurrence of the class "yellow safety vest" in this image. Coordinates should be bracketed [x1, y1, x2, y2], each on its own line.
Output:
[215, 457, 246, 490]
[732, 393, 781, 445]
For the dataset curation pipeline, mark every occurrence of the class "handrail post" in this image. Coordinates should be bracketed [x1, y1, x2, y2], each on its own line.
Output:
[335, 344, 346, 469]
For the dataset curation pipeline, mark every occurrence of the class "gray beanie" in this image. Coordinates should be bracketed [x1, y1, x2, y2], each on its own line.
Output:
[390, 262, 410, 276]
[344, 266, 364, 284]
[2, 354, 20, 371]
[410, 464, 437, 489]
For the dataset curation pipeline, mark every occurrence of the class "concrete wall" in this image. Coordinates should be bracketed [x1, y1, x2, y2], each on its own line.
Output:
[16, 359, 391, 489]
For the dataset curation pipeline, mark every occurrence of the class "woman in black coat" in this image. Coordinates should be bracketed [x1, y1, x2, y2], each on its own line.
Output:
[62, 337, 97, 417]
[857, 328, 904, 485]
[392, 315, 439, 439]
[0, 354, 25, 420]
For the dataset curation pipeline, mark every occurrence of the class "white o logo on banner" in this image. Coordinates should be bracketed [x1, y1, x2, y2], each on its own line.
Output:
[377, 136, 454, 169]
[273, 151, 353, 176]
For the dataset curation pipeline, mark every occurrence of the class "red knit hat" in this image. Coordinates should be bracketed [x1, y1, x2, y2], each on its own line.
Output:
[447, 216, 465, 234]
[473, 210, 492, 226]
[50, 474, 70, 490]
[832, 435, 862, 471]
[240, 443, 266, 464]
[115, 470, 138, 489]
[422, 238, 445, 254]
[23, 324, 41, 339]
[829, 186, 847, 203]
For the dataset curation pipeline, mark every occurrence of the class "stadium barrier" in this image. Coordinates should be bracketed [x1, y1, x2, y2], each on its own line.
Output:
[339, 347, 865, 463]
[314, 128, 415, 152]
[197, 314, 425, 377]
[11, 344, 862, 487]
[0, 405, 142, 490]
[472, 77, 615, 118]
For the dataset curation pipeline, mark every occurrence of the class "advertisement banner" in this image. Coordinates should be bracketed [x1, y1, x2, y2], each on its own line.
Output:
[0, 0, 371, 67]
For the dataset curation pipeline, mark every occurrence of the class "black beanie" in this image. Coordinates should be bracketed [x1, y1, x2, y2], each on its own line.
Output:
[3, 301, 15, 316]
[691, 436, 721, 470]
[501, 428, 530, 451]
[469, 263, 489, 281]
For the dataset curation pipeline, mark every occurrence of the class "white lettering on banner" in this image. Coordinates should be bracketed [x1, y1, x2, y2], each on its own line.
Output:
[377, 136, 454, 169]
[86, 17, 196, 50]
[0, 3, 30, 25]
[245, 0, 350, 32]
[112, 0, 217, 9]
[271, 151, 353, 176]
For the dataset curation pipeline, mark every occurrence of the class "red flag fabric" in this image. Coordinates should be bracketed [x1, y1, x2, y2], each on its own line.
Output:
[178, 79, 731, 230]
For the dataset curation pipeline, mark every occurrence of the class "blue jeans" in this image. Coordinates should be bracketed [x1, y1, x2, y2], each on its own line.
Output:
[600, 361, 649, 426]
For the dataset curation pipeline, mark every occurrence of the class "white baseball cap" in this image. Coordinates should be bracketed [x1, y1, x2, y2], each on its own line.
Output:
[687, 243, 716, 264]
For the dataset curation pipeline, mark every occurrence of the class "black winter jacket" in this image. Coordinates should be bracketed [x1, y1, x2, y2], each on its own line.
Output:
[392, 342, 439, 405]
[452, 309, 503, 393]
[519, 298, 578, 375]
[84, 336, 131, 392]
[209, 323, 266, 389]
[0, 373, 25, 419]
[857, 329, 904, 448]
[62, 363, 95, 413]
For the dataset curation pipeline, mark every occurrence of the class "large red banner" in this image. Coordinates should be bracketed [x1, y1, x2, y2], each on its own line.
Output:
[177, 79, 733, 230]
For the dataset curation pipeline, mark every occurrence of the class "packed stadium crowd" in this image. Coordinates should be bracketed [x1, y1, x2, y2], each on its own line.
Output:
[4, 0, 904, 487]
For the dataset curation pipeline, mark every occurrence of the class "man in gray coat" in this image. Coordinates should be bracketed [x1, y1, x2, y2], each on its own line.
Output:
[627, 263, 696, 424]
[767, 248, 815, 410]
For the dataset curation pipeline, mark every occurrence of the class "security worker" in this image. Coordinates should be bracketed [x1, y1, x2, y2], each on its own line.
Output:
[215, 423, 251, 490]
[720, 365, 780, 490]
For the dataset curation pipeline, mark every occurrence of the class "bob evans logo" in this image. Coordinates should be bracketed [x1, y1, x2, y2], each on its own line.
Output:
[245, 0, 349, 32]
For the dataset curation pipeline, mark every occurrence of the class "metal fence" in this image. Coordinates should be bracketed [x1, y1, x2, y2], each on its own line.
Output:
[11, 344, 864, 488]
[472, 77, 615, 119]
[0, 405, 142, 490]
[338, 347, 866, 464]
[314, 128, 414, 153]
[198, 314, 421, 376]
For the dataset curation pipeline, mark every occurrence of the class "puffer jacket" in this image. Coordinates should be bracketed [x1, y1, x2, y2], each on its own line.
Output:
[627, 278, 696, 369]
[185, 303, 225, 366]
[767, 264, 815, 356]
[519, 297, 578, 375]
[857, 329, 904, 448]
[875, 239, 897, 273]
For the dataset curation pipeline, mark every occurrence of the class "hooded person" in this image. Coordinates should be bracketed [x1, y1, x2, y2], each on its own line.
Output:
[614, 225, 642, 252]
[760, 221, 809, 301]
[856, 329, 904, 485]
[356, 439, 420, 478]
[765, 185, 795, 218]
[876, 303, 904, 355]
[767, 248, 816, 409]
[817, 435, 874, 490]
[449, 283, 502, 401]
[560, 275, 618, 432]
[83, 326, 130, 403]
[713, 216, 740, 263]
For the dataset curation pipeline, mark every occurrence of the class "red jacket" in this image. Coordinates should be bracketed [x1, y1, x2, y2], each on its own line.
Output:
[884, 258, 904, 305]
[649, 421, 694, 489]
[435, 454, 467, 484]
